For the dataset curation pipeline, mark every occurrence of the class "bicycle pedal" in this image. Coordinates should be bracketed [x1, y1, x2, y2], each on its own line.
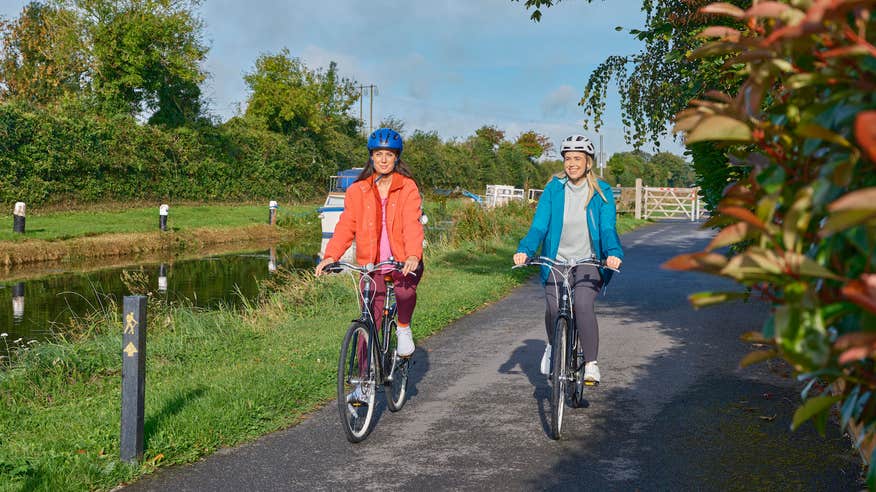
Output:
[583, 381, 599, 387]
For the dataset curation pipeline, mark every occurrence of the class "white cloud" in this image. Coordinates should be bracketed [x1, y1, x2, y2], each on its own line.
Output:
[541, 85, 579, 118]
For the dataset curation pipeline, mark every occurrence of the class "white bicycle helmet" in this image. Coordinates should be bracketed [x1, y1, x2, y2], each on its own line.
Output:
[560, 135, 595, 156]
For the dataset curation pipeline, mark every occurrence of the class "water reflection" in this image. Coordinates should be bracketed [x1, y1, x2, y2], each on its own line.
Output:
[0, 242, 316, 356]
[12, 283, 24, 323]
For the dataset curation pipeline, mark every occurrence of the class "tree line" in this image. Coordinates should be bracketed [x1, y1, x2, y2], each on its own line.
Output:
[0, 1, 569, 206]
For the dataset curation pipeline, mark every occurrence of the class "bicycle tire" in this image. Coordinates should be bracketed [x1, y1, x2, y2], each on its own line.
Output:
[385, 319, 409, 412]
[569, 327, 585, 408]
[337, 322, 377, 443]
[550, 316, 568, 440]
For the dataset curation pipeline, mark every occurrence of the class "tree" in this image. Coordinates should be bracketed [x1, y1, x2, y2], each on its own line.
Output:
[651, 152, 695, 187]
[514, 130, 553, 160]
[244, 49, 358, 136]
[377, 115, 405, 135]
[0, 2, 87, 105]
[663, 2, 876, 481]
[53, 0, 209, 125]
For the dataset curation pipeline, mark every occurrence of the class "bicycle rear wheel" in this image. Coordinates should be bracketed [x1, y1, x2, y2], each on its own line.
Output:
[550, 316, 568, 440]
[337, 322, 377, 443]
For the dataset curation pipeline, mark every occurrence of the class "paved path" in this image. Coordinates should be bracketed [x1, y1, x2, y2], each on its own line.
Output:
[127, 221, 861, 490]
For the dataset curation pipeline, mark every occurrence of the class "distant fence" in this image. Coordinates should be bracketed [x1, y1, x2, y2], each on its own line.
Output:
[486, 180, 706, 221]
[484, 185, 525, 208]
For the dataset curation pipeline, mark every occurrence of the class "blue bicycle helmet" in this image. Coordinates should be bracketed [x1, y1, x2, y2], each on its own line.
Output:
[367, 128, 403, 155]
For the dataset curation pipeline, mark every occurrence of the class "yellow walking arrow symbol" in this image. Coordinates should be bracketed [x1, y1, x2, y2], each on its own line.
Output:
[124, 342, 138, 358]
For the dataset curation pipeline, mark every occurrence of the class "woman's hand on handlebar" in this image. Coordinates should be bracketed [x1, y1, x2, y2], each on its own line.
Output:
[402, 256, 420, 276]
[606, 255, 622, 270]
[513, 252, 528, 266]
[315, 257, 336, 276]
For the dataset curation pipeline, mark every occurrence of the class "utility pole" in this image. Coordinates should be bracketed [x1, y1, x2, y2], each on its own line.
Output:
[358, 85, 364, 135]
[357, 84, 377, 135]
[369, 84, 376, 134]
[599, 134, 605, 178]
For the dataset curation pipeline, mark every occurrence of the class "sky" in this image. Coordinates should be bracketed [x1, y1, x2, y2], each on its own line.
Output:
[0, 0, 687, 160]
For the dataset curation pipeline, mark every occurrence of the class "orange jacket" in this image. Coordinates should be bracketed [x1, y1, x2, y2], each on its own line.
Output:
[325, 173, 424, 265]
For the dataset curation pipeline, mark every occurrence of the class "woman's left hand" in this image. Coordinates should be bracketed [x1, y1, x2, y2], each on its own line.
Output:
[402, 256, 420, 276]
[606, 256, 622, 270]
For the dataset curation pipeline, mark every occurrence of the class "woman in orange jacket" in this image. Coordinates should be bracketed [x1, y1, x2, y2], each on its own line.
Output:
[316, 128, 424, 357]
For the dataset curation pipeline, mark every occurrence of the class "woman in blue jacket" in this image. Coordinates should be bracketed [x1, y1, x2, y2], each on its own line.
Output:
[513, 135, 623, 384]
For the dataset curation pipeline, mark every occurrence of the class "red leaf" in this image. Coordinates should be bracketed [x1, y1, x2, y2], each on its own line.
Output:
[746, 2, 791, 18]
[706, 221, 750, 251]
[835, 331, 876, 351]
[661, 252, 728, 272]
[842, 277, 876, 315]
[699, 26, 742, 42]
[855, 111, 876, 163]
[717, 205, 768, 231]
[828, 187, 876, 212]
[839, 347, 873, 365]
[700, 2, 746, 19]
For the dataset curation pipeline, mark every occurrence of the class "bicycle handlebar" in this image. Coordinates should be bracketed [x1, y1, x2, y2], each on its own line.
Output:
[323, 259, 417, 276]
[512, 255, 620, 273]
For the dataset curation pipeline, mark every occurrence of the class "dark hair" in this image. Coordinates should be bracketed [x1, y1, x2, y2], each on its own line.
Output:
[355, 152, 417, 184]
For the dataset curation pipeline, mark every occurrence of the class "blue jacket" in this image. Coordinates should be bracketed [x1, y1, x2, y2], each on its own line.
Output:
[517, 176, 624, 285]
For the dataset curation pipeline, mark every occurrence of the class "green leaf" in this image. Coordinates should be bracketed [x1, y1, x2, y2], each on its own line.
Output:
[820, 210, 876, 236]
[791, 395, 842, 431]
[739, 349, 777, 368]
[840, 385, 864, 430]
[690, 290, 750, 308]
[785, 252, 843, 280]
[795, 123, 852, 148]
[869, 448, 876, 491]
[685, 115, 752, 143]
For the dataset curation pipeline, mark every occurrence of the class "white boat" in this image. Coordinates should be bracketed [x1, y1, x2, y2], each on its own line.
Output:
[317, 169, 362, 262]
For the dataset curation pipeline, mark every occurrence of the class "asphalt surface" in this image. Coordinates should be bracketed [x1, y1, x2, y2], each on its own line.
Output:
[126, 221, 862, 491]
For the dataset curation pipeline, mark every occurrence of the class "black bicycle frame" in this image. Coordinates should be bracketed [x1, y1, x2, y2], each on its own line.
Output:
[350, 269, 399, 384]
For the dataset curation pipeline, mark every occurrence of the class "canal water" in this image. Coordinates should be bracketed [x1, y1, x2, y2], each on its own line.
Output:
[0, 242, 316, 356]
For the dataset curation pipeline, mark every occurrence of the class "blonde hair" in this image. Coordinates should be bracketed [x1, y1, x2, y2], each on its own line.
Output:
[556, 153, 607, 204]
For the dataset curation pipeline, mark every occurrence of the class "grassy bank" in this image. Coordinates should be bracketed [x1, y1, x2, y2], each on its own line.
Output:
[0, 204, 319, 267]
[0, 205, 647, 491]
[0, 203, 315, 243]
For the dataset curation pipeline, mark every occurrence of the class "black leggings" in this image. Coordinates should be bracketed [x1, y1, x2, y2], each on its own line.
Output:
[544, 265, 602, 362]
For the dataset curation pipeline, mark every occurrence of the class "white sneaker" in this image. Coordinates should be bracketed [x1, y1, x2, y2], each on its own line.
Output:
[584, 361, 601, 384]
[540, 345, 552, 375]
[396, 325, 415, 357]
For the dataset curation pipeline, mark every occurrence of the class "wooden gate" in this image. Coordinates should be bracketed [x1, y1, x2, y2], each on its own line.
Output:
[639, 185, 703, 221]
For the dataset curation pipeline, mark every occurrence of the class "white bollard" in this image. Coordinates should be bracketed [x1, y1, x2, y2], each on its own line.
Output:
[159, 204, 169, 231]
[13, 202, 25, 233]
[269, 201, 278, 225]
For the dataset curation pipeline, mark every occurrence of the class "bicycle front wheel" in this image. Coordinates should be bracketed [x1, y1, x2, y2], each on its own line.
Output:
[550, 316, 568, 440]
[338, 322, 377, 443]
[385, 319, 409, 412]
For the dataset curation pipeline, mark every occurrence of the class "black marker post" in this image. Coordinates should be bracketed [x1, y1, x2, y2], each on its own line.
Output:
[120, 296, 147, 463]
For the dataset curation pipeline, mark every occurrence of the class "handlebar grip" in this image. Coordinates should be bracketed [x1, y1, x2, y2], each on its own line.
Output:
[323, 262, 343, 274]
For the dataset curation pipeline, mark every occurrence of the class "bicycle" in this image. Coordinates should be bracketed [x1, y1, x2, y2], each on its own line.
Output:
[323, 259, 413, 443]
[513, 256, 618, 440]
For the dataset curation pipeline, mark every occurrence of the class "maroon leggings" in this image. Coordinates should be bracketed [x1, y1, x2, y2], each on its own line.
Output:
[365, 261, 424, 327]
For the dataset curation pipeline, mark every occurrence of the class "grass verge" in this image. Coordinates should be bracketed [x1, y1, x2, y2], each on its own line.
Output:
[0, 205, 647, 491]
[0, 204, 316, 243]
[0, 204, 320, 267]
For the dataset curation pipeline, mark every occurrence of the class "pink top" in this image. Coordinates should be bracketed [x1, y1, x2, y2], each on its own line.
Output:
[378, 198, 392, 272]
